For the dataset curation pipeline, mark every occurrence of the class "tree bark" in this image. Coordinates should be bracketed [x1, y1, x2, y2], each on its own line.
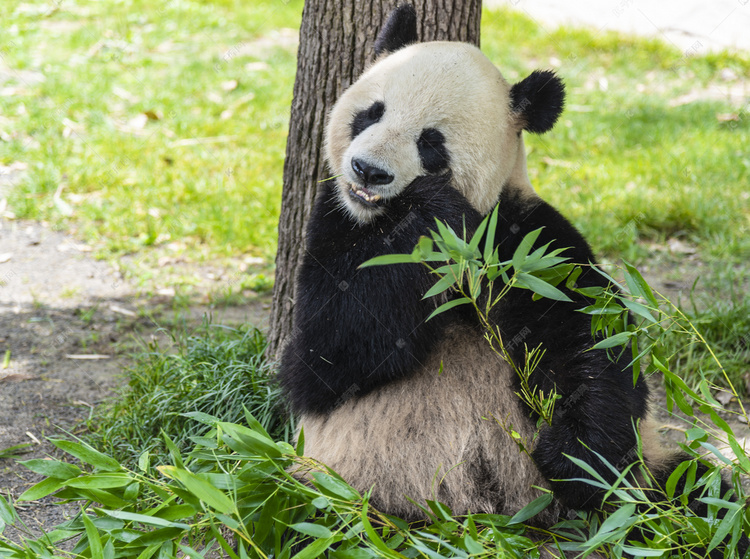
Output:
[267, 0, 482, 360]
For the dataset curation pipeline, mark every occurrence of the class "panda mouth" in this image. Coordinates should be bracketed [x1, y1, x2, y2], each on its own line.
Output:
[348, 184, 382, 207]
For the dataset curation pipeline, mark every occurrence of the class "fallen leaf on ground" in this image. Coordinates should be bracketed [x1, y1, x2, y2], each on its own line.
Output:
[716, 112, 740, 122]
[127, 113, 149, 129]
[110, 305, 136, 317]
[0, 372, 40, 383]
[667, 238, 697, 255]
[72, 400, 93, 408]
[56, 242, 92, 253]
[245, 62, 269, 72]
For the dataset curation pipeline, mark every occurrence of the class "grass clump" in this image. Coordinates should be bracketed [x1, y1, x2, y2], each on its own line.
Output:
[667, 287, 750, 397]
[86, 323, 292, 470]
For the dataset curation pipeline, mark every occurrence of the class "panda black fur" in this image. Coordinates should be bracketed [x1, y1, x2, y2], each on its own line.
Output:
[282, 174, 480, 415]
[279, 4, 746, 548]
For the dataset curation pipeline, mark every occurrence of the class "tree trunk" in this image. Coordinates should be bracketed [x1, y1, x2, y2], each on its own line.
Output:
[267, 0, 482, 360]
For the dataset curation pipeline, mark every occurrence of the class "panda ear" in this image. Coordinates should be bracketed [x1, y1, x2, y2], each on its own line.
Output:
[510, 70, 565, 134]
[374, 4, 418, 57]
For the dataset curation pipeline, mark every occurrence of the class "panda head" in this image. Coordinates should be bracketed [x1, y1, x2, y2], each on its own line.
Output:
[324, 4, 566, 224]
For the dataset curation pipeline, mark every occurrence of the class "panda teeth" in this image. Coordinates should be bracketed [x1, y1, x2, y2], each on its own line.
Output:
[351, 185, 381, 203]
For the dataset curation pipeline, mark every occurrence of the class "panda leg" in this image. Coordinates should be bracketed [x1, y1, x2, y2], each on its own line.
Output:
[531, 374, 645, 511]
[532, 395, 748, 555]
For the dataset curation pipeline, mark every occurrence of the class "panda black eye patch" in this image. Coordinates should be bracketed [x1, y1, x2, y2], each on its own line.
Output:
[417, 128, 450, 173]
[351, 101, 385, 139]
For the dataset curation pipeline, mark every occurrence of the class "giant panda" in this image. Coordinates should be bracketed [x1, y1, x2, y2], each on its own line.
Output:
[278, 3, 745, 547]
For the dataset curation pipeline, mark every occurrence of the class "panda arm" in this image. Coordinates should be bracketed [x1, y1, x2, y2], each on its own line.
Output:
[489, 191, 649, 510]
[279, 178, 480, 415]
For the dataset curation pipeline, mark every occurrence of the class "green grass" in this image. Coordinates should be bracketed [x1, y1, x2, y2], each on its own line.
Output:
[665, 269, 750, 395]
[1, 2, 748, 270]
[0, 444, 31, 461]
[0, 0, 302, 265]
[481, 10, 750, 263]
[86, 323, 292, 470]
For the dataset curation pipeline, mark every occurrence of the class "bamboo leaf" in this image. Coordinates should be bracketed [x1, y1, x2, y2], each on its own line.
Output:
[135, 543, 161, 559]
[706, 507, 742, 555]
[512, 228, 543, 272]
[17, 477, 64, 501]
[579, 305, 623, 316]
[179, 546, 208, 559]
[423, 271, 460, 299]
[698, 442, 733, 465]
[18, 459, 81, 480]
[293, 536, 342, 559]
[138, 451, 150, 473]
[486, 260, 510, 282]
[65, 474, 133, 489]
[597, 503, 637, 536]
[99, 509, 192, 529]
[218, 421, 282, 457]
[467, 211, 489, 254]
[296, 426, 305, 457]
[620, 298, 657, 324]
[158, 466, 234, 514]
[619, 546, 666, 557]
[463, 534, 484, 554]
[728, 435, 750, 472]
[425, 298, 471, 322]
[507, 493, 553, 525]
[515, 273, 572, 302]
[359, 254, 416, 268]
[483, 205, 499, 262]
[665, 460, 692, 499]
[591, 331, 634, 350]
[290, 522, 333, 539]
[181, 411, 220, 426]
[416, 235, 436, 259]
[103, 538, 115, 559]
[584, 504, 637, 549]
[50, 439, 121, 472]
[162, 431, 184, 470]
[623, 261, 658, 307]
[521, 255, 570, 273]
[311, 472, 360, 501]
[81, 511, 104, 558]
[361, 501, 402, 558]
[0, 494, 17, 525]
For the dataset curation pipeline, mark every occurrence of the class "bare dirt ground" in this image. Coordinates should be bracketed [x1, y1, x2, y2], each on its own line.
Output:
[0, 217, 270, 543]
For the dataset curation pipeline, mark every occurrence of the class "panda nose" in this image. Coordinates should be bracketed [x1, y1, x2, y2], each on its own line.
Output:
[351, 159, 394, 185]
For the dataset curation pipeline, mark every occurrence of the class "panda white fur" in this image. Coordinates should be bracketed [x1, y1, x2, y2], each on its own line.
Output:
[279, 4, 743, 544]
